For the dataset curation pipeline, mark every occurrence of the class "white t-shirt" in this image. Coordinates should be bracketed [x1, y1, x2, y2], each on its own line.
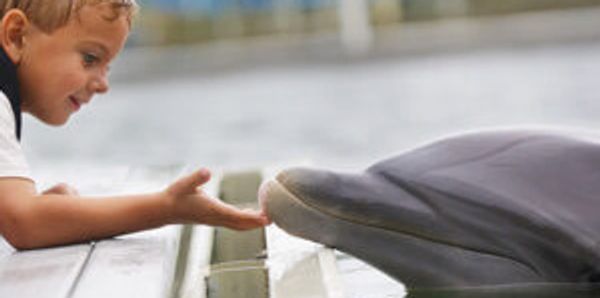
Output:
[0, 91, 30, 179]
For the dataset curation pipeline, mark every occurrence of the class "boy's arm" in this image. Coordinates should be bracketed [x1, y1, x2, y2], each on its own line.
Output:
[0, 169, 268, 250]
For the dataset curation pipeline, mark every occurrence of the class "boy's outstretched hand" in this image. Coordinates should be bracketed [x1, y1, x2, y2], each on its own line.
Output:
[163, 169, 270, 230]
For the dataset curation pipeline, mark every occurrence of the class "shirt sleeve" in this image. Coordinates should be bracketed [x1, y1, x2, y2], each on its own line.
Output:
[0, 93, 30, 179]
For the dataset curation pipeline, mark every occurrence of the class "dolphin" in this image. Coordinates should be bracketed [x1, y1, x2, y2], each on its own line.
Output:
[260, 130, 600, 291]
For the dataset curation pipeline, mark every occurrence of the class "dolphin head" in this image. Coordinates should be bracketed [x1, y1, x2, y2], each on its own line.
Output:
[260, 131, 600, 289]
[260, 166, 597, 289]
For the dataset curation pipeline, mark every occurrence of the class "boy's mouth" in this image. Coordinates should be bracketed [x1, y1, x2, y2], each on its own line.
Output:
[69, 96, 82, 111]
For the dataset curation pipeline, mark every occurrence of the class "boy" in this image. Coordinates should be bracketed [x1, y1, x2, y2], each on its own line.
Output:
[0, 0, 269, 250]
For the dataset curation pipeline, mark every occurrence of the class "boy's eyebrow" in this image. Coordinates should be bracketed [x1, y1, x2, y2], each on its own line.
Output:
[79, 41, 111, 56]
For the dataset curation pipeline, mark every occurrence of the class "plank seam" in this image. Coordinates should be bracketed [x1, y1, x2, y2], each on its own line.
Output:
[65, 242, 97, 298]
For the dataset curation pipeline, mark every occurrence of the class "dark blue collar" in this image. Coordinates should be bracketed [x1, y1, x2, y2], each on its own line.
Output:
[0, 47, 22, 141]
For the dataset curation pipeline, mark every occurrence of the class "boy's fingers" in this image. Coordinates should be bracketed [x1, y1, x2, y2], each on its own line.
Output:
[171, 168, 211, 194]
[236, 209, 270, 226]
[218, 206, 270, 230]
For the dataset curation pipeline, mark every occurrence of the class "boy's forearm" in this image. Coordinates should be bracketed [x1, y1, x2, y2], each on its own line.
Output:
[0, 169, 268, 250]
[13, 192, 173, 249]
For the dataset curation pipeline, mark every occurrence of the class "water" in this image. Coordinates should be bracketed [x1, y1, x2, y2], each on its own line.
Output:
[22, 41, 600, 173]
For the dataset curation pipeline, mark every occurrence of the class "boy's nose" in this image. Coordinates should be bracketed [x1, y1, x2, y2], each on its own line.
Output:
[89, 74, 109, 94]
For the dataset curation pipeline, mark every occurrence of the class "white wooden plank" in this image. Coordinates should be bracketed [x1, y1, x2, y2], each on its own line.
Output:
[70, 227, 182, 298]
[0, 243, 91, 298]
[336, 253, 406, 298]
[0, 237, 14, 259]
[317, 249, 345, 298]
[70, 165, 186, 298]
[179, 225, 213, 298]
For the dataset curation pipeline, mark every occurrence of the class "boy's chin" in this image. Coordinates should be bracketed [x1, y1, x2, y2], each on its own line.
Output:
[46, 118, 70, 126]
[34, 113, 71, 127]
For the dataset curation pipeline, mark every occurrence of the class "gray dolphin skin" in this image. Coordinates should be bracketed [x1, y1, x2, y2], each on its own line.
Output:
[260, 130, 600, 292]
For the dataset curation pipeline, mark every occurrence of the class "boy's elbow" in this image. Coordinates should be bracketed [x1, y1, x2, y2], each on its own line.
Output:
[0, 208, 38, 250]
[4, 232, 33, 251]
[0, 181, 41, 250]
[5, 232, 38, 251]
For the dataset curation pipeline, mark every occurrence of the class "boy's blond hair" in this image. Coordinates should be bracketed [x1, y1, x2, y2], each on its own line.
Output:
[0, 0, 138, 33]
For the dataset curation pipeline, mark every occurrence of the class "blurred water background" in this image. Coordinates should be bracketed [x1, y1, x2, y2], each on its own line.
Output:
[22, 0, 600, 172]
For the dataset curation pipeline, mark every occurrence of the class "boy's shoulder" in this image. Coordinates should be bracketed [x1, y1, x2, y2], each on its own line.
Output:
[0, 90, 30, 179]
[0, 91, 15, 129]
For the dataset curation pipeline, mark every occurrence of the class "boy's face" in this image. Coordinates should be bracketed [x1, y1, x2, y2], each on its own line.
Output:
[17, 4, 129, 125]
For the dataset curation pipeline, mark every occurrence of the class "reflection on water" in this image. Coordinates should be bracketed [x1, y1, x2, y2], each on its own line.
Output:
[338, 251, 600, 298]
[23, 41, 600, 171]
[407, 283, 600, 298]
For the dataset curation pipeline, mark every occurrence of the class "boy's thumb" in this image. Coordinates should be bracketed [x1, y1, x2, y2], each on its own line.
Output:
[173, 168, 211, 194]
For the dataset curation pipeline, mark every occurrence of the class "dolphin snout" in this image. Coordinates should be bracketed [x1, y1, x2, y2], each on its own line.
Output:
[275, 167, 344, 208]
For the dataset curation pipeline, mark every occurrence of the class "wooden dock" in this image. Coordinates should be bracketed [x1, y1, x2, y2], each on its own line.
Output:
[0, 165, 404, 298]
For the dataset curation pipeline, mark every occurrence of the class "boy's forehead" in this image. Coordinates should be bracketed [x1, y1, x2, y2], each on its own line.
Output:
[64, 4, 130, 55]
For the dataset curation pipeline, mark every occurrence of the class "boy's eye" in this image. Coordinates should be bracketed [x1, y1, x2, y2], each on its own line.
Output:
[82, 53, 99, 66]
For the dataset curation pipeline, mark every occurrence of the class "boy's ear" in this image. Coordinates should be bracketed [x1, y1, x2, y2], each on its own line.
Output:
[1, 9, 31, 65]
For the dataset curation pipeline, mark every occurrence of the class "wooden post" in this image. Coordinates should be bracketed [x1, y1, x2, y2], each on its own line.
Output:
[208, 170, 268, 298]
[338, 0, 373, 55]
